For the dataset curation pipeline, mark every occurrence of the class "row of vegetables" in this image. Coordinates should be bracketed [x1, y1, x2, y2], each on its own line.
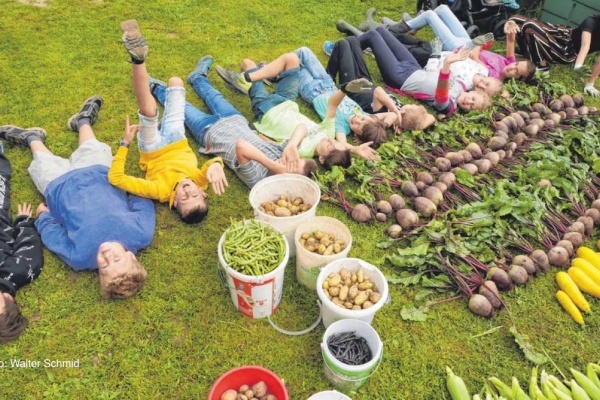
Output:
[315, 72, 600, 323]
[446, 364, 600, 400]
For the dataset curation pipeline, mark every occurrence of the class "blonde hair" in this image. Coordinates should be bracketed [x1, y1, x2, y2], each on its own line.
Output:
[99, 256, 148, 299]
[473, 90, 492, 110]
[402, 106, 433, 131]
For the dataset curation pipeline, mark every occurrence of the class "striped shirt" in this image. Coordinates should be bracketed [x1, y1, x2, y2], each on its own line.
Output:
[199, 115, 287, 188]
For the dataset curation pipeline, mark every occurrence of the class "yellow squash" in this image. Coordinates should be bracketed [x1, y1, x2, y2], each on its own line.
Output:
[556, 290, 585, 325]
[581, 245, 600, 269]
[568, 267, 600, 299]
[556, 271, 591, 312]
[572, 258, 600, 286]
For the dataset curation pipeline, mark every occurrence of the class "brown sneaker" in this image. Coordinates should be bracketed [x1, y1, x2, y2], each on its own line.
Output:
[120, 19, 148, 62]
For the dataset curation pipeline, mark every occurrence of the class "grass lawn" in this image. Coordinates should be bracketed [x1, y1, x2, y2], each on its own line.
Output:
[1, 0, 600, 399]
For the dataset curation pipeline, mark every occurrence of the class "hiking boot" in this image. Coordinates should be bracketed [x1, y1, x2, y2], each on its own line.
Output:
[358, 8, 381, 31]
[469, 32, 494, 48]
[0, 126, 46, 147]
[188, 55, 213, 84]
[381, 16, 397, 25]
[405, 11, 424, 35]
[336, 19, 364, 37]
[323, 41, 335, 57]
[67, 95, 103, 132]
[120, 19, 148, 63]
[215, 65, 251, 95]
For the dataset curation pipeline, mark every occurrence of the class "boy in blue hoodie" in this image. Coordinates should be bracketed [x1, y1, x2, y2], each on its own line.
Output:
[0, 96, 156, 299]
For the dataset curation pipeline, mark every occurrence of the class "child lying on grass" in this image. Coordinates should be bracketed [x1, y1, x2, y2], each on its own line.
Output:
[0, 96, 155, 300]
[148, 57, 317, 188]
[108, 20, 228, 224]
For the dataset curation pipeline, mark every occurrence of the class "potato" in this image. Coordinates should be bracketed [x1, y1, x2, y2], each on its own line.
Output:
[343, 278, 351, 286]
[324, 245, 334, 255]
[221, 389, 238, 400]
[318, 244, 326, 255]
[340, 268, 350, 281]
[339, 286, 349, 301]
[266, 396, 278, 400]
[358, 282, 373, 290]
[300, 204, 312, 212]
[259, 206, 266, 212]
[348, 285, 358, 300]
[239, 385, 250, 393]
[333, 243, 341, 254]
[365, 289, 373, 298]
[352, 305, 362, 310]
[277, 200, 288, 208]
[357, 268, 364, 283]
[323, 290, 331, 300]
[279, 194, 289, 202]
[293, 197, 303, 206]
[314, 230, 324, 240]
[306, 245, 316, 253]
[244, 390, 254, 399]
[236, 394, 248, 400]
[329, 273, 341, 287]
[351, 273, 357, 283]
[329, 286, 340, 297]
[274, 207, 292, 217]
[322, 281, 329, 290]
[354, 291, 368, 306]
[252, 381, 268, 398]
[290, 205, 300, 214]
[320, 237, 331, 247]
[266, 211, 274, 216]
[362, 301, 374, 309]
[344, 302, 354, 309]
[306, 238, 316, 247]
[369, 292, 382, 304]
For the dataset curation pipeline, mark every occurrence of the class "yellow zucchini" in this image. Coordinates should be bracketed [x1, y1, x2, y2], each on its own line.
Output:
[556, 290, 584, 325]
[577, 246, 600, 270]
[556, 271, 591, 312]
[572, 258, 600, 286]
[569, 267, 600, 299]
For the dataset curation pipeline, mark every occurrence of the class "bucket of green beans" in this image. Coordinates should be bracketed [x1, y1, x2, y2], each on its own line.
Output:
[217, 219, 290, 319]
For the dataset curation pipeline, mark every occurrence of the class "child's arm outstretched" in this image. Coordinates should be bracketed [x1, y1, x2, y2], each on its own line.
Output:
[434, 48, 470, 113]
[108, 116, 161, 199]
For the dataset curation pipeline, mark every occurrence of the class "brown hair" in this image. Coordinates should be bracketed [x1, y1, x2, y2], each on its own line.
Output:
[177, 198, 208, 224]
[0, 300, 28, 343]
[360, 117, 388, 147]
[323, 149, 351, 169]
[402, 106, 433, 131]
[521, 60, 536, 82]
[99, 257, 148, 300]
[302, 159, 318, 177]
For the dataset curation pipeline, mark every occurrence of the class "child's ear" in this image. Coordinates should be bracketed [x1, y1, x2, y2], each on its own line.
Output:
[318, 155, 325, 164]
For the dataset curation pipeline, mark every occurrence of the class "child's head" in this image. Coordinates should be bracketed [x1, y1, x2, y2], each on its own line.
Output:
[349, 114, 387, 147]
[400, 105, 436, 131]
[97, 242, 148, 299]
[473, 76, 503, 97]
[0, 293, 28, 343]
[502, 60, 536, 81]
[316, 138, 352, 169]
[298, 158, 318, 177]
[174, 178, 208, 224]
[457, 90, 491, 111]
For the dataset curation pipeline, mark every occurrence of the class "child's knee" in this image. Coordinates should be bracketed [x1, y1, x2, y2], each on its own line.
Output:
[168, 77, 184, 87]
[241, 59, 257, 71]
[435, 5, 450, 14]
[284, 52, 300, 68]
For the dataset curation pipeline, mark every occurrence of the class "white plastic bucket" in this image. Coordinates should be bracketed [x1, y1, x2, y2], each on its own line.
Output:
[321, 319, 383, 391]
[294, 217, 352, 290]
[249, 174, 321, 256]
[316, 258, 389, 328]
[217, 220, 289, 319]
[307, 390, 353, 400]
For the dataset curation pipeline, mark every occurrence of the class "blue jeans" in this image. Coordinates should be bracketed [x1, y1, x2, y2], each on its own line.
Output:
[249, 67, 300, 121]
[154, 76, 242, 147]
[294, 47, 337, 103]
[406, 5, 470, 51]
[137, 87, 186, 153]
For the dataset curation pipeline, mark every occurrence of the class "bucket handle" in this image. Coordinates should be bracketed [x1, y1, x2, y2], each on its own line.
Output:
[216, 262, 267, 290]
[320, 343, 383, 382]
[268, 300, 322, 336]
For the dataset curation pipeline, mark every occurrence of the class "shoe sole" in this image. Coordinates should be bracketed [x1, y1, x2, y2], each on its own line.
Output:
[0, 126, 47, 145]
[215, 66, 248, 95]
[67, 95, 104, 132]
[120, 19, 147, 61]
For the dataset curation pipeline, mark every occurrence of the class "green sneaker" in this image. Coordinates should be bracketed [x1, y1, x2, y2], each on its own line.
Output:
[215, 65, 252, 95]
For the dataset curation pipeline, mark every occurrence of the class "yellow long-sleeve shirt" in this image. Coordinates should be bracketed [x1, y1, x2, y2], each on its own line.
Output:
[108, 139, 224, 208]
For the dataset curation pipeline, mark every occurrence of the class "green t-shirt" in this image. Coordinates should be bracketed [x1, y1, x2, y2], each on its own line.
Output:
[298, 117, 336, 158]
[254, 100, 336, 158]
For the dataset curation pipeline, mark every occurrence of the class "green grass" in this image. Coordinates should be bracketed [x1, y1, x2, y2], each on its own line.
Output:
[1, 0, 600, 399]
